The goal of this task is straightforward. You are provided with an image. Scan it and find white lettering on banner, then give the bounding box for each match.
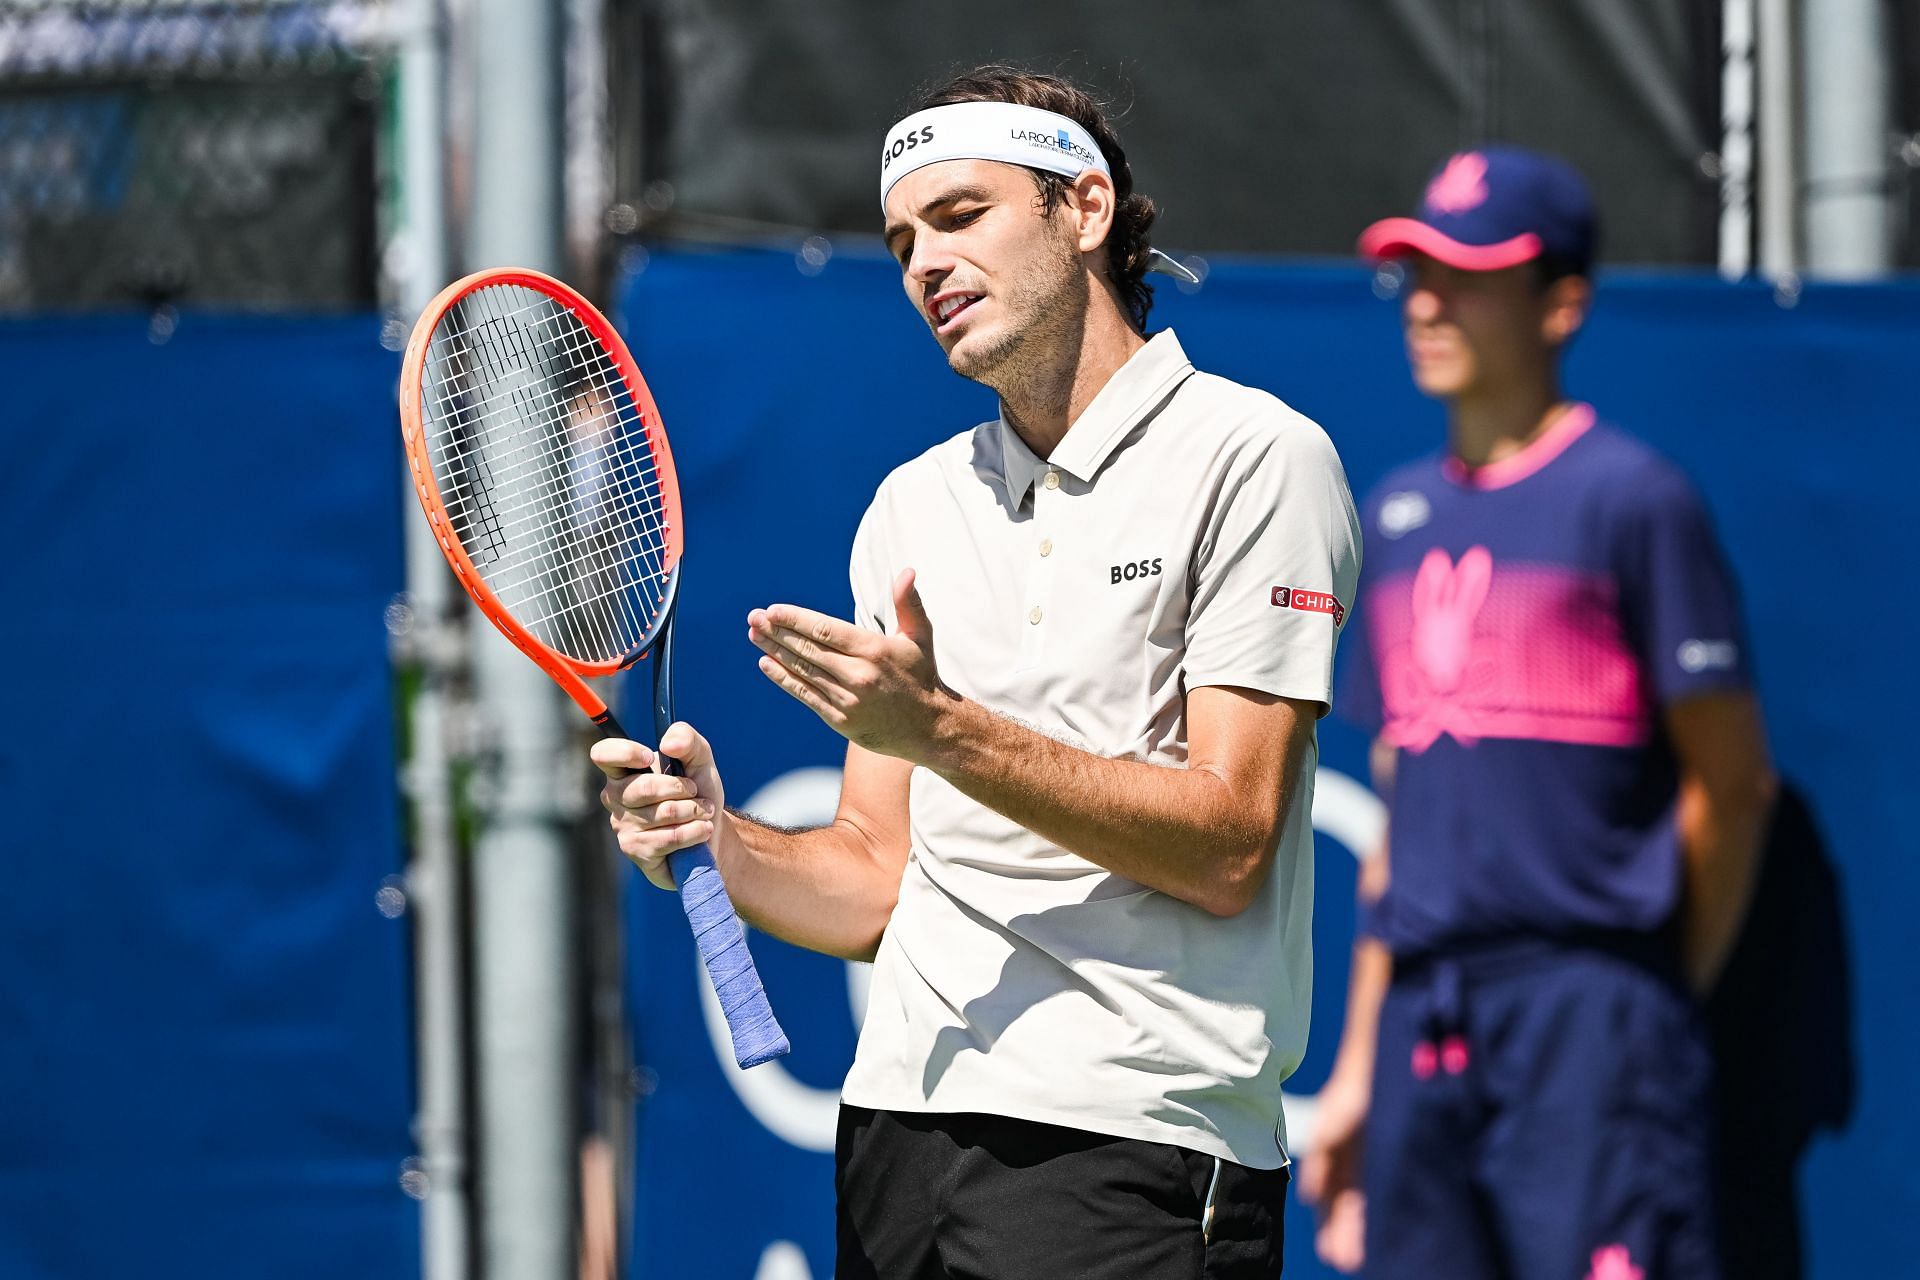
[701,765,1387,1161]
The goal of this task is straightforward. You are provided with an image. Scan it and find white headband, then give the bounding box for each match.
[877,101,1200,285]
[880,102,1109,210]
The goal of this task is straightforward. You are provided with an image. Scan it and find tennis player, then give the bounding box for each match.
[1297,148,1778,1279]
[595,65,1359,1277]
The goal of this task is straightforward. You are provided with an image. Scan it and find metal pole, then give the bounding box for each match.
[565,0,612,283]
[1755,0,1799,277]
[397,1,472,1277]
[1720,0,1756,278]
[466,0,578,1275]
[1801,0,1895,277]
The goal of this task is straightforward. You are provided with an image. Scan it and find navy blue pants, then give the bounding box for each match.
[1363,942,1719,1280]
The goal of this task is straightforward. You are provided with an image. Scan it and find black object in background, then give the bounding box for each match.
[1706,782,1856,1280]
[607,0,1728,265]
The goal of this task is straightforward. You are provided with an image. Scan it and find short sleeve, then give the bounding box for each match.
[848,494,893,635]
[1183,418,1363,713]
[1615,462,1751,703]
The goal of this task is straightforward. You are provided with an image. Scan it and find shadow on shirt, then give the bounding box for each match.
[1706,780,1855,1278]
[918,882,1244,1112]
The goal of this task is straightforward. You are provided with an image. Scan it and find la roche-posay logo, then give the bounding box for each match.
[1011,127,1096,165]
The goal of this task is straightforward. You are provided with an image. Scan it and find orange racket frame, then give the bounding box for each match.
[396,266,791,1069]
[397,266,685,725]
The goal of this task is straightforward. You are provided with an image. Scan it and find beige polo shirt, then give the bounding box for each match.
[839,330,1361,1167]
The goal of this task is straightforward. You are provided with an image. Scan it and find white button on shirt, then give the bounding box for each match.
[841,331,1361,1168]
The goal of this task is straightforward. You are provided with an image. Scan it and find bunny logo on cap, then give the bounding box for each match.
[1359,145,1596,275]
[1425,153,1490,215]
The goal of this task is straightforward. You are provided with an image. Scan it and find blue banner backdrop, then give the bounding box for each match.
[617,248,1919,1280]
[0,316,417,1277]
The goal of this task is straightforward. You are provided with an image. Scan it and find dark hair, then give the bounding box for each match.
[910,65,1159,332]
[1531,253,1590,291]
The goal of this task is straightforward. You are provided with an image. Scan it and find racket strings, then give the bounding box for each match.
[434,331,675,632]
[430,383,671,581]
[426,311,625,465]
[429,386,669,555]
[424,292,574,566]
[427,306,659,539]
[419,282,674,664]
[432,290,670,662]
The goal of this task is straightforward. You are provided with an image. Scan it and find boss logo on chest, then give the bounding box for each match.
[1109,557,1163,584]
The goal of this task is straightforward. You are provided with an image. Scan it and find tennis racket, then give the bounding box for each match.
[398,266,790,1069]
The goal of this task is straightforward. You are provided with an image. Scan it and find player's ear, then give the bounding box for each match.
[1066,168,1117,257]
[1542,274,1592,347]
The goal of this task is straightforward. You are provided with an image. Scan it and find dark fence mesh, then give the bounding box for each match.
[0,2,388,312]
[1897,0,1920,268]
[604,1,1728,266]
[604,0,1920,271]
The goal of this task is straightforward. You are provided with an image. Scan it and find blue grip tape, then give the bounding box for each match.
[667,843,792,1068]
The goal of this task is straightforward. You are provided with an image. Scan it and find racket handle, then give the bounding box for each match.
[596,710,790,1067]
[666,841,792,1069]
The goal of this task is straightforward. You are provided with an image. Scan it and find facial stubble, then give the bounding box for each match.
[945,211,1088,400]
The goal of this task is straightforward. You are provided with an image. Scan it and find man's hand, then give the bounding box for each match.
[591,721,724,891]
[748,568,954,761]
[1297,1071,1369,1272]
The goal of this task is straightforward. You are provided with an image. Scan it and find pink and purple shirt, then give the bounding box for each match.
[1339,405,1751,957]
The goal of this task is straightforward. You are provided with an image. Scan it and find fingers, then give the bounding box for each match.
[747,607,864,722]
[1313,1190,1366,1272]
[599,768,698,812]
[757,653,848,729]
[654,720,715,774]
[601,764,716,892]
[1297,1132,1356,1208]
[609,800,714,838]
[612,816,712,892]
[748,629,857,705]
[749,614,859,674]
[589,736,655,778]
[752,604,870,658]
[610,808,709,878]
[612,790,713,828]
[891,568,934,646]
[592,722,726,890]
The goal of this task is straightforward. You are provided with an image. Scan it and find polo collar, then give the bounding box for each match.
[1441,401,1596,491]
[996,329,1196,507]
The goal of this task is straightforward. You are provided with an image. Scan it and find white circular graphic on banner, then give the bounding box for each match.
[702,764,1386,1159]
[753,1240,813,1280]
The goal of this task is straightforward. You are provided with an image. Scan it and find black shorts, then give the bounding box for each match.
[834,1105,1287,1279]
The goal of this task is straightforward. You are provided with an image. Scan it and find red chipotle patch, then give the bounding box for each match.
[1271,585,1346,627]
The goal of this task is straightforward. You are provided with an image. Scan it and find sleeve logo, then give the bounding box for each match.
[1272,585,1347,627]
[1676,639,1738,673]
[1379,490,1432,539]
